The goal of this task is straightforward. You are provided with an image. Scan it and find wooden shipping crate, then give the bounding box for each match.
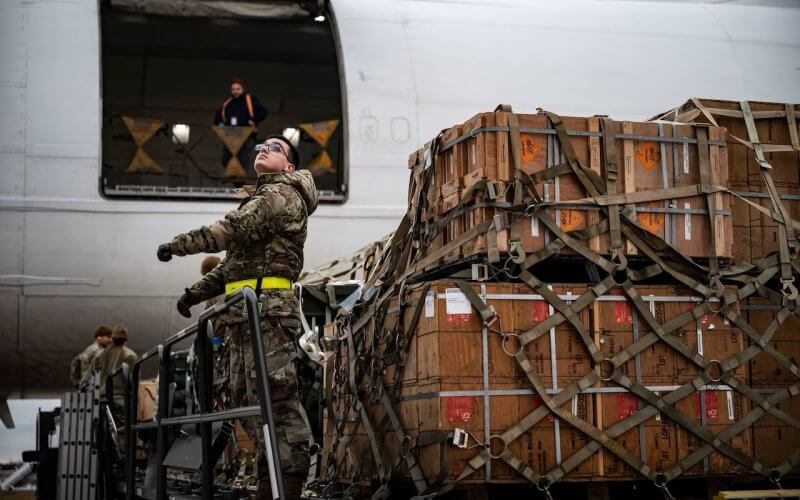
[734,299,800,473]
[591,285,750,478]
[652,98,800,187]
[729,180,800,262]
[325,281,764,485]
[746,299,800,388]
[430,110,733,262]
[751,396,800,469]
[462,191,509,258]
[511,115,732,260]
[674,390,752,477]
[440,125,466,199]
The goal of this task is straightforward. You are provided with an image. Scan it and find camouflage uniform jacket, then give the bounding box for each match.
[92,344,138,397]
[170,170,319,302]
[70,341,104,388]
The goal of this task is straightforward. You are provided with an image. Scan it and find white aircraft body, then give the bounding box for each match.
[1,0,799,400]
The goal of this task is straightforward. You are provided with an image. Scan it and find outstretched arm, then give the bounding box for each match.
[166,197,274,257]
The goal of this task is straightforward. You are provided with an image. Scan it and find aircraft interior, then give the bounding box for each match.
[100,5,345,201]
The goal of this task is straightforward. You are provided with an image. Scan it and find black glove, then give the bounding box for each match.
[157,243,173,262]
[177,289,199,318]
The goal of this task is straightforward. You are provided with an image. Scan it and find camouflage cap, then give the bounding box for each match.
[94,325,113,338]
[111,324,128,341]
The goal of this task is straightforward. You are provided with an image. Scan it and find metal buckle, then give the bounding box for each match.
[770,468,783,489]
[502,257,522,279]
[486,181,498,200]
[452,428,468,449]
[487,434,506,459]
[509,240,526,264]
[471,263,489,282]
[598,358,616,382]
[501,333,523,357]
[782,277,798,304]
[654,473,676,500]
[484,305,499,329]
[537,478,553,500]
[493,213,507,232]
[757,158,774,170]
[706,359,723,383]
[611,248,628,272]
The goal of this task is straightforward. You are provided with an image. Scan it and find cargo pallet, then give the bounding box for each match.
[319,102,800,499]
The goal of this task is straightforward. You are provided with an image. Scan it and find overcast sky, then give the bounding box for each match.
[0,399,60,463]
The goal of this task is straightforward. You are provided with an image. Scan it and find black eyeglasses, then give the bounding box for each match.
[254,142,288,158]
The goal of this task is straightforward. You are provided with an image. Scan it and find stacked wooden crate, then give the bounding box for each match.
[653,98,800,475]
[322,101,800,495]
[326,282,756,483]
[409,108,734,268]
[652,99,800,262]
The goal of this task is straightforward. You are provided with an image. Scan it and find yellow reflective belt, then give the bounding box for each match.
[225,277,292,296]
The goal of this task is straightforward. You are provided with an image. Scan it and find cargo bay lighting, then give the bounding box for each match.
[282,127,301,147]
[314,15,325,22]
[171,123,190,146]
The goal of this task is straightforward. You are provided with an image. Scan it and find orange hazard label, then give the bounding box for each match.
[635,142,660,170]
[520,134,543,164]
[637,211,665,234]
[559,210,583,231]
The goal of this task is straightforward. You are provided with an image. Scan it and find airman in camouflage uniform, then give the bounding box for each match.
[157,135,317,498]
[70,325,112,389]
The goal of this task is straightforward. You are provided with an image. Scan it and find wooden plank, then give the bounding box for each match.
[622,121,637,255]
[588,117,602,252]
[714,490,800,500]
[592,298,604,476]
[709,126,730,258]
[787,103,800,151]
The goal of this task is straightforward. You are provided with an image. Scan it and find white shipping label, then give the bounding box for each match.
[531,215,540,237]
[445,289,472,315]
[684,202,692,241]
[425,291,435,318]
[696,327,704,356]
[683,142,689,174]
[726,391,734,420]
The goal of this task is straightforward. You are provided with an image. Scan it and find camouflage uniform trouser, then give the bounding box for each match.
[212,336,231,411]
[220,290,310,498]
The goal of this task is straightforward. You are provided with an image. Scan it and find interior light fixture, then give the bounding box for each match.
[282,127,301,147]
[171,124,190,146]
